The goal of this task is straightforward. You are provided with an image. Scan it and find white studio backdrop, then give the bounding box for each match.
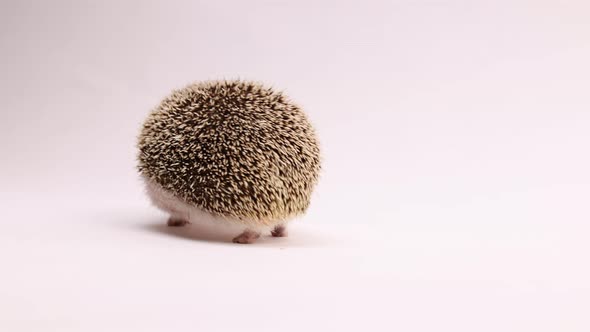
[1,1,589,331]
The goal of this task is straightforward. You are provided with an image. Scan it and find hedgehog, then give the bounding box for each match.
[137,80,321,244]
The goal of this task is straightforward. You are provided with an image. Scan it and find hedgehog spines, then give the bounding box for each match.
[138,80,320,225]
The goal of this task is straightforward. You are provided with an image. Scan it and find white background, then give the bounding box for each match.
[1,0,589,331]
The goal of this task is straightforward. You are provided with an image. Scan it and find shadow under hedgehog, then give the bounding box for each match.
[137,80,321,244]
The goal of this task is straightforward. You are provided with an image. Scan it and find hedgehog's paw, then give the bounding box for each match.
[271,224,288,237]
[167,217,189,227]
[232,230,260,244]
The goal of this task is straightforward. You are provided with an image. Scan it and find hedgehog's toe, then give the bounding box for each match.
[271,225,288,237]
[167,217,189,227]
[232,230,260,244]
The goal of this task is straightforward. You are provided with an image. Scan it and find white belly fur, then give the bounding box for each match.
[142,175,282,233]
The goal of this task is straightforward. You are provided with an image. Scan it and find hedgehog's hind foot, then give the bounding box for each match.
[232,230,260,244]
[271,224,288,237]
[167,217,190,227]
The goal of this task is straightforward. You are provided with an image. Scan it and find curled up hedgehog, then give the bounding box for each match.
[137,80,321,244]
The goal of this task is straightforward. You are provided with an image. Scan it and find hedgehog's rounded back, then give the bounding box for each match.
[137,80,321,225]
